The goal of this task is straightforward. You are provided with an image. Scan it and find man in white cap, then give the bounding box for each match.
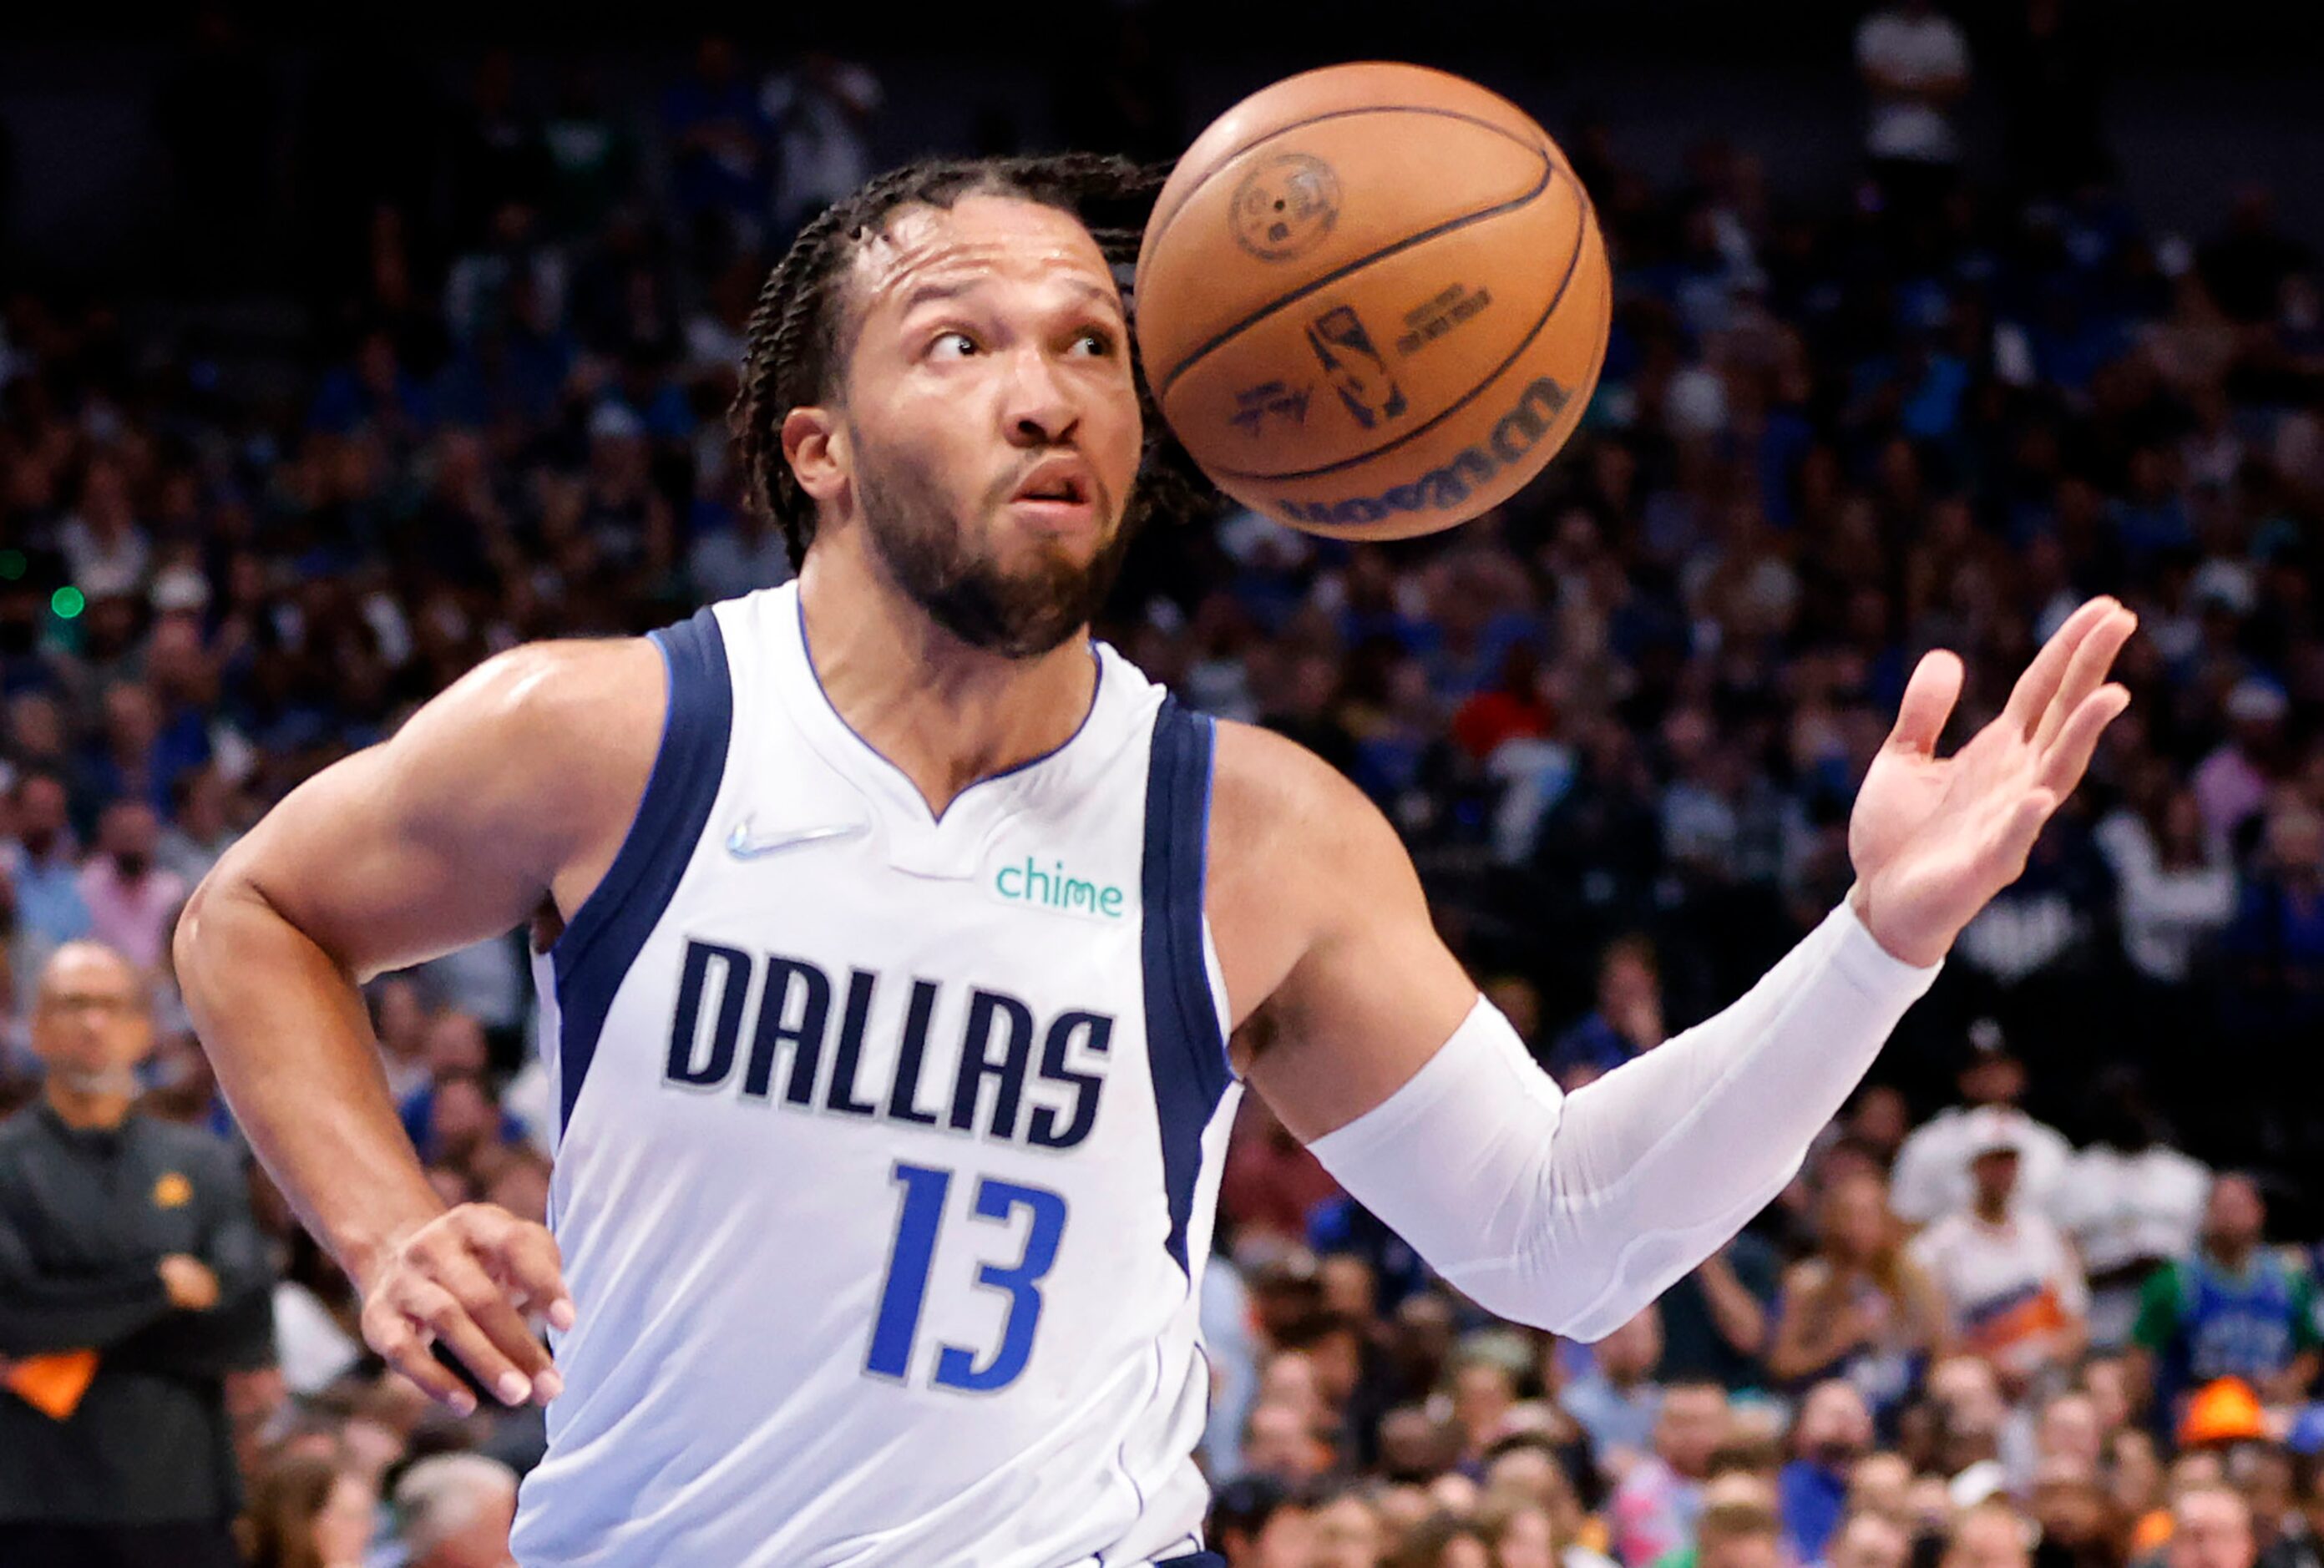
[1889,1019,2075,1227]
[1908,1106,2089,1393]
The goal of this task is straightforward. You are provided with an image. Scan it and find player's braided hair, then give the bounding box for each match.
[729,153,1217,570]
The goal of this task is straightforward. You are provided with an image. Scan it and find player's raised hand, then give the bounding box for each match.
[358,1202,575,1415]
[1848,596,2138,969]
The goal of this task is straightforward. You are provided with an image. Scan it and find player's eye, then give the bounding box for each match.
[1066,328,1116,358]
[929,331,980,361]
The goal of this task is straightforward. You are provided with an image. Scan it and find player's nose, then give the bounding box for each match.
[998,346,1078,447]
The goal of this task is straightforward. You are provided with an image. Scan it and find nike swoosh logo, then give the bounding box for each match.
[724,819,869,859]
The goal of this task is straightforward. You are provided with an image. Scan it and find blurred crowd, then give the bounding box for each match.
[4,0,2324,1562]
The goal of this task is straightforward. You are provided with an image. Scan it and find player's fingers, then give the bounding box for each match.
[397,1277,537,1409]
[1886,650,1964,757]
[427,1252,557,1404]
[2033,607,2137,750]
[1989,787,2060,878]
[466,1211,577,1332]
[2002,598,2115,737]
[363,1306,477,1416]
[2039,684,2133,797]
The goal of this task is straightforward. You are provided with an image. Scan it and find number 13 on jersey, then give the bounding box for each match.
[866,1161,1068,1393]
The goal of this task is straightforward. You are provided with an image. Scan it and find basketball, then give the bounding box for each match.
[1135,62,1611,541]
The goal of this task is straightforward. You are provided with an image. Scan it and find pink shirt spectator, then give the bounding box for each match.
[76,858,190,970]
[2193,744,2267,850]
[1610,1454,1703,1568]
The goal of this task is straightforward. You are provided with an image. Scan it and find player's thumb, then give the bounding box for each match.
[1886,650,1964,757]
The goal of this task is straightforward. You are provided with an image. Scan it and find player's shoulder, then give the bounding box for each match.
[435,634,666,736]
[1207,718,1415,901]
[1208,718,1393,857]
[397,634,667,792]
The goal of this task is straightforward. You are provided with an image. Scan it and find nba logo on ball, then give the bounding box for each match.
[1304,306,1407,429]
[1230,153,1341,260]
[1137,62,1613,541]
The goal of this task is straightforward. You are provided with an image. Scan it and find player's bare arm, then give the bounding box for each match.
[173,636,661,1411]
[1215,595,2135,1337]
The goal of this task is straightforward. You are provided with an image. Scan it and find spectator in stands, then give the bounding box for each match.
[156,766,241,890]
[1548,934,1666,1090]
[2134,1176,2321,1425]
[2024,1453,2114,1568]
[1610,1382,1730,1566]
[1854,0,1972,213]
[1654,1237,1780,1393]
[371,977,433,1104]
[2063,1075,2210,1352]
[1909,1110,2090,1392]
[1694,1497,1785,1568]
[1769,1170,1948,1431]
[390,1453,519,1568]
[75,800,187,973]
[1450,1334,1531,1465]
[3,772,89,953]
[1830,1509,1915,1568]
[1928,1356,2015,1505]
[0,941,273,1568]
[759,52,885,238]
[1211,1473,1317,1568]
[1310,1479,1388,1568]
[2095,781,2237,988]
[397,1009,525,1161]
[1562,1307,1667,1471]
[238,1454,374,1568]
[1243,1398,1336,1486]
[2195,682,2289,857]
[1783,1381,1876,1563]
[1847,1451,1915,1528]
[2170,1482,2259,1568]
[2222,806,2324,1043]
[658,35,770,241]
[1889,1024,2074,1227]
[1947,1500,2034,1568]
[1390,1513,1496,1568]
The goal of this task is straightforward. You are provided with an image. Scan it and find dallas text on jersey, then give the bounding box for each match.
[661,941,1114,1151]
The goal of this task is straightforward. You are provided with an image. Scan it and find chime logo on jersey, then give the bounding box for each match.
[659,942,1114,1151]
[990,853,1127,920]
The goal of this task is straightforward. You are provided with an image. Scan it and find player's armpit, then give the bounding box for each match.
[1203,720,1479,1141]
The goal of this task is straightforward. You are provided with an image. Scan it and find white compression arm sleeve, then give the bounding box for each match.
[1304,901,1939,1341]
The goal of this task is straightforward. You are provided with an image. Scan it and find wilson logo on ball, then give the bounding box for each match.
[1229,152,1342,261]
[1273,373,1572,529]
[1305,306,1408,430]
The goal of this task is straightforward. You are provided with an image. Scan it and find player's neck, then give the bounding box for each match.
[797,549,1098,820]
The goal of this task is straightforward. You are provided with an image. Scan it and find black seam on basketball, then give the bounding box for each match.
[1142,102,1548,263]
[1194,169,1592,485]
[1150,127,1557,403]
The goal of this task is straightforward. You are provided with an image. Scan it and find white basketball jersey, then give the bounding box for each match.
[513,583,1243,1567]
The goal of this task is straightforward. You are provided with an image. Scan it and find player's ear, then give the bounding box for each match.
[782,405,848,505]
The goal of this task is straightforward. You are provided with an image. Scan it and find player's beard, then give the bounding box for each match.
[851,429,1137,660]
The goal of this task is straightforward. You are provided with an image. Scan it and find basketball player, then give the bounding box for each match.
[176,156,2136,1566]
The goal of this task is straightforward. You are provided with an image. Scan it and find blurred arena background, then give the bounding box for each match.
[5,3,2324,1564]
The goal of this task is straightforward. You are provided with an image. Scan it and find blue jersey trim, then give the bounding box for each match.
[1140,696,1228,1279]
[549,606,733,1134]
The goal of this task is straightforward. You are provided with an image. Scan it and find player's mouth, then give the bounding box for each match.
[1005,458,1100,531]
